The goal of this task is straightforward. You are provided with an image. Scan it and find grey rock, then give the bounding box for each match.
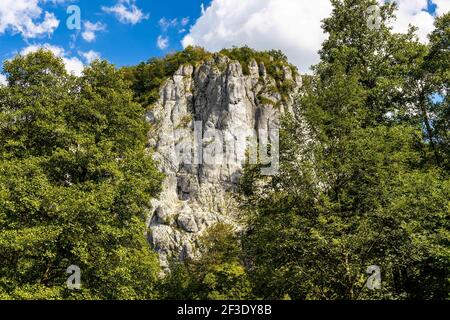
[177,205,198,233]
[147,54,302,270]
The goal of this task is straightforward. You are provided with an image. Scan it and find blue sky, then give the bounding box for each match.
[0,0,212,71]
[0,0,448,78]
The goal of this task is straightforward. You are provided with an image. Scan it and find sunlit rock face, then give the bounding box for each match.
[146,53,302,270]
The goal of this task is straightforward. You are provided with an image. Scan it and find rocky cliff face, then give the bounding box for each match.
[145,53,302,269]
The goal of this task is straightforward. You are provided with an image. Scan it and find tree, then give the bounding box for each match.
[424,13,450,170]
[122,46,212,108]
[240,0,450,300]
[160,223,253,300]
[0,50,163,299]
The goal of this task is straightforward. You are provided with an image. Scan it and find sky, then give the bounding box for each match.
[0,0,449,84]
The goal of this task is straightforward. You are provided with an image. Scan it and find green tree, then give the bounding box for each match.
[424,13,450,170]
[0,50,163,299]
[240,0,450,300]
[160,223,253,300]
[122,46,212,108]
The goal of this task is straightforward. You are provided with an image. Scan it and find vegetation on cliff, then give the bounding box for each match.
[123,45,298,109]
[122,46,212,108]
[0,0,448,300]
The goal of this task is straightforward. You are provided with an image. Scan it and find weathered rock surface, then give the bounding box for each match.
[146,54,302,269]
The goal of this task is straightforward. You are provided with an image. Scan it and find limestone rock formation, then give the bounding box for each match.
[146,53,302,269]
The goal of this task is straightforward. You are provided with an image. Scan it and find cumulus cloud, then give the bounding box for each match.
[0,0,60,38]
[389,0,436,43]
[157,35,169,50]
[21,43,84,76]
[183,0,448,73]
[82,21,107,43]
[182,0,333,73]
[433,0,450,16]
[79,50,101,64]
[102,0,148,25]
[0,74,7,86]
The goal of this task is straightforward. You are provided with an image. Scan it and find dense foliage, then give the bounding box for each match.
[0,0,448,301]
[159,223,253,300]
[239,0,449,300]
[123,45,298,109]
[122,46,212,108]
[0,51,163,299]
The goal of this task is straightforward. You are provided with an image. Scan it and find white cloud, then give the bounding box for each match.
[21,43,64,56]
[183,0,446,73]
[181,17,190,27]
[21,43,84,76]
[182,0,333,73]
[388,0,436,43]
[159,17,190,33]
[102,0,148,25]
[0,74,7,86]
[157,35,169,50]
[81,32,95,43]
[159,17,178,31]
[433,0,450,16]
[79,50,101,64]
[0,0,60,38]
[82,21,107,43]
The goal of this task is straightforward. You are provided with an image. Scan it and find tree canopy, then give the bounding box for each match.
[0,50,163,299]
[238,0,450,300]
